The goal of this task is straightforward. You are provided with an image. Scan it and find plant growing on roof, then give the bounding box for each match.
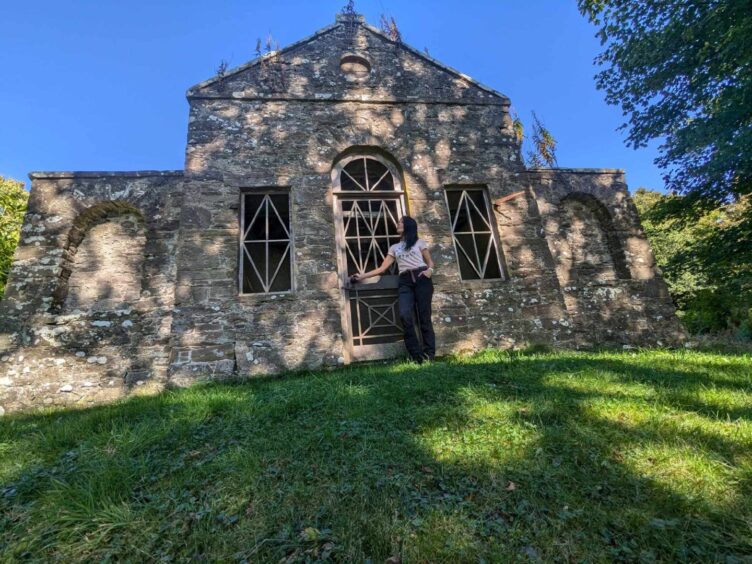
[255,33,287,92]
[380,15,402,42]
[512,111,559,169]
[215,59,229,91]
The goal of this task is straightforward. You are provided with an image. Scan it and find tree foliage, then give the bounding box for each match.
[579,0,752,204]
[0,177,29,298]
[513,111,559,168]
[634,188,752,338]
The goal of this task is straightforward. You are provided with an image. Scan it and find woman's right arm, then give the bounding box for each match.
[352,255,395,282]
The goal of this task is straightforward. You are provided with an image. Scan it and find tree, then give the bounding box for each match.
[513,111,559,168]
[579,0,752,205]
[0,177,29,298]
[634,188,752,338]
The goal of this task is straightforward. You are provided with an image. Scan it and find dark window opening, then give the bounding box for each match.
[445,187,504,280]
[240,192,292,294]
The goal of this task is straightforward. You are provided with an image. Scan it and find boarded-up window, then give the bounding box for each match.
[64,213,146,312]
[240,192,292,294]
[445,187,504,280]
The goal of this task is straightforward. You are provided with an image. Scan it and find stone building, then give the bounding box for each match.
[0,13,684,412]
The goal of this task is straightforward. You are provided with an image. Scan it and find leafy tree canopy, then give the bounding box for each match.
[0,177,29,298]
[579,0,752,205]
[634,188,751,337]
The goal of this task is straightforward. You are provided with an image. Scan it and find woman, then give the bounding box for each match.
[352,216,436,363]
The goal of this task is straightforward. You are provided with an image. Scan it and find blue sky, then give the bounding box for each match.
[1,0,665,192]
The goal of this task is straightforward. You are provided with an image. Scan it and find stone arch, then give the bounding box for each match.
[555,192,631,283]
[330,146,407,193]
[52,201,147,313]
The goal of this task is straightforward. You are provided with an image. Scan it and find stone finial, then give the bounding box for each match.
[338,0,359,18]
[337,0,364,23]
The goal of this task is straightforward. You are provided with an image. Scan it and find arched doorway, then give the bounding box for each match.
[332,153,408,361]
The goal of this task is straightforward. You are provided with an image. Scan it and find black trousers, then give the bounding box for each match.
[398,268,436,361]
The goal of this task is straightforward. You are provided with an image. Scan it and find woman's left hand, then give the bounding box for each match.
[420,268,433,279]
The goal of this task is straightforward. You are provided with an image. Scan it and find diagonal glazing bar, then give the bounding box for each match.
[464,194,483,274]
[243,194,267,240]
[467,192,493,230]
[267,242,291,291]
[450,190,466,232]
[265,197,270,291]
[370,169,390,191]
[481,234,496,278]
[358,298,401,336]
[243,245,268,292]
[269,197,291,239]
[453,235,484,278]
[362,200,377,235]
[343,168,367,191]
[346,241,364,273]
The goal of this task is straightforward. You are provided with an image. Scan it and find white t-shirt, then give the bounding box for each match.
[388,239,429,273]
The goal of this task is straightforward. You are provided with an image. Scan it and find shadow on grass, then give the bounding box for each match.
[1,351,751,561]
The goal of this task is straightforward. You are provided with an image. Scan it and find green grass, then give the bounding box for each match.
[1,350,751,562]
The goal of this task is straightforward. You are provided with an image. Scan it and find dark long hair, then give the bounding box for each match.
[401,216,419,250]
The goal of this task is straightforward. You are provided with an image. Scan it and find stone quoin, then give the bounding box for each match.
[0,12,684,413]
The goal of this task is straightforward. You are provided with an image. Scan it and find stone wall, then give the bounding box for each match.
[0,172,183,413]
[0,14,685,414]
[63,213,147,312]
[170,19,579,382]
[529,169,685,347]
[169,17,683,381]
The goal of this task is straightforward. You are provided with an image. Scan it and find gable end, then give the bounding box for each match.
[187,16,510,106]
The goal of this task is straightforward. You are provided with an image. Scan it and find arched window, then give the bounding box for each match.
[332,154,405,277]
[338,156,398,192]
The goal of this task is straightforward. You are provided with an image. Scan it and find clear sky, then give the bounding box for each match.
[1,0,666,192]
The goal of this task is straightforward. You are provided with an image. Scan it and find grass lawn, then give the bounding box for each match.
[1,349,751,562]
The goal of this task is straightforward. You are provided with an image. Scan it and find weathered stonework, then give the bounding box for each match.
[0,173,183,410]
[0,14,684,413]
